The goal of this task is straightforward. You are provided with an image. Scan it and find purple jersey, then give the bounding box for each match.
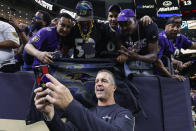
[158,30,193,59]
[155,30,193,74]
[30,26,74,66]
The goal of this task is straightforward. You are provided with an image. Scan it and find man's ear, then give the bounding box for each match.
[113,85,117,92]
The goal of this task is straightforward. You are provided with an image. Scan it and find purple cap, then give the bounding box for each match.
[117,9,135,22]
[108,4,121,13]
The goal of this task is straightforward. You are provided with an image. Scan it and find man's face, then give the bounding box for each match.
[165,19,181,39]
[95,72,115,101]
[78,20,93,30]
[118,17,137,36]
[108,11,119,29]
[56,17,74,37]
[34,11,45,26]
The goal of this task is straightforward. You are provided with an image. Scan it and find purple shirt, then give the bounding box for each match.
[30,27,59,66]
[158,30,193,59]
[30,27,74,66]
[153,30,193,74]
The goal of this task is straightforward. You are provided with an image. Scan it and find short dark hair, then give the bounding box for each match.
[38,10,51,26]
[108,5,121,14]
[58,13,74,21]
[97,69,116,85]
[165,15,182,26]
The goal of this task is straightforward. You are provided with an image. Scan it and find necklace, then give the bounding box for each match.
[78,22,93,42]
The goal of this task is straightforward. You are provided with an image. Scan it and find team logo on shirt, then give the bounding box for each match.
[12,32,19,38]
[126,38,147,53]
[102,115,111,121]
[46,27,52,31]
[32,36,40,42]
[124,114,132,120]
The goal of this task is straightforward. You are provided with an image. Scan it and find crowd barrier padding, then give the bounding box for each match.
[0,71,35,120]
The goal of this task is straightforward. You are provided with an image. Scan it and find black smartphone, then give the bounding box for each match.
[34,65,50,88]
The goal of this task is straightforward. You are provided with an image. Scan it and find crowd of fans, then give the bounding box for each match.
[191,90,196,127]
[0,0,196,130]
[0,1,195,79]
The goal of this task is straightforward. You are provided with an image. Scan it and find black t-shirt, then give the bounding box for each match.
[46,100,134,131]
[72,20,119,58]
[72,20,105,58]
[98,22,119,58]
[118,21,158,55]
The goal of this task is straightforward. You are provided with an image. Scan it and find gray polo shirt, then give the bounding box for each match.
[0,21,19,67]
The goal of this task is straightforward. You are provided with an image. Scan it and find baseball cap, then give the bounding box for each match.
[117,9,135,22]
[75,1,93,21]
[108,4,121,14]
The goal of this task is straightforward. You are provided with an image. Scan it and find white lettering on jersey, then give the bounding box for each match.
[102,115,112,121]
[126,38,147,52]
[75,38,84,57]
[75,38,96,58]
[107,41,116,52]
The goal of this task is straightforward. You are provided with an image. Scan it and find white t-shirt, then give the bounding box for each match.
[0,21,20,66]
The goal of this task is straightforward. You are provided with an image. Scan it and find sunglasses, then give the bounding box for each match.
[34,15,43,20]
[76,9,92,17]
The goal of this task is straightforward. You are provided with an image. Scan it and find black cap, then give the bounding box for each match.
[108,4,121,14]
